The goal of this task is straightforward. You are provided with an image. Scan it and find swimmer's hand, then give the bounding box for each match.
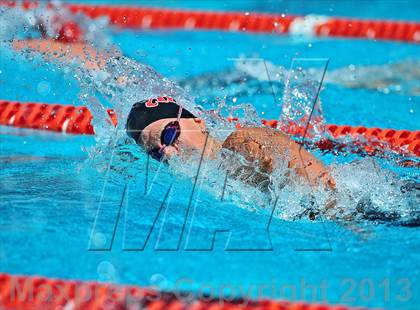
[12,39,106,70]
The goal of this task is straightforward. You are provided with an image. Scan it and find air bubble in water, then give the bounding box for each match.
[37,81,51,96]
[97,261,116,281]
[91,232,107,248]
[150,273,168,290]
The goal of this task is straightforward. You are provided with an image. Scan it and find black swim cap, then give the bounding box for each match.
[126,97,196,144]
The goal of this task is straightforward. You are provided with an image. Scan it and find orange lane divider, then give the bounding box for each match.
[68,4,420,43]
[1,0,419,42]
[0,273,364,310]
[315,18,420,42]
[1,100,419,159]
[66,4,297,34]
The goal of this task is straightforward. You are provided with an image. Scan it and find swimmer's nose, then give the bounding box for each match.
[161,145,179,159]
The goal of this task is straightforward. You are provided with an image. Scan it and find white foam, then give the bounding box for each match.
[61,118,69,133]
[289,15,330,37]
[8,115,15,125]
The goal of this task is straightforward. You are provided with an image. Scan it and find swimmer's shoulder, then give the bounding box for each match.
[222,126,291,149]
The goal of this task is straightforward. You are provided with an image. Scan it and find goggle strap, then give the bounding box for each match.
[176,105,183,122]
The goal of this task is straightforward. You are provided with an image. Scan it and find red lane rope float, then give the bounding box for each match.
[1,100,419,159]
[62,4,420,43]
[69,5,420,43]
[0,273,363,310]
[315,18,420,42]
[67,4,297,34]
[1,0,419,42]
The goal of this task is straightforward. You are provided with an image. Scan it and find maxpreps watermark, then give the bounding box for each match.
[5,276,414,308]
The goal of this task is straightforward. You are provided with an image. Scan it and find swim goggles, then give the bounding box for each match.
[149,120,181,161]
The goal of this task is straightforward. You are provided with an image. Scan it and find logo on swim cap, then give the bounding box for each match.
[145,96,177,108]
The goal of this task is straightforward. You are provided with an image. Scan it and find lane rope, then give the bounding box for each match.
[1,0,419,42]
[0,273,364,310]
[0,100,419,159]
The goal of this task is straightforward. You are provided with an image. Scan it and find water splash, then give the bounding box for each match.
[327,158,419,226]
[0,5,30,41]
[0,2,110,48]
[279,58,327,138]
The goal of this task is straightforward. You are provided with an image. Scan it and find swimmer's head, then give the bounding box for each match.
[126,97,207,161]
[126,97,195,144]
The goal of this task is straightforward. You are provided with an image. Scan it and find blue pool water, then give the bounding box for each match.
[1,1,419,310]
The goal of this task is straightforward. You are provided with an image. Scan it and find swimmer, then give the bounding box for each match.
[125,97,336,191]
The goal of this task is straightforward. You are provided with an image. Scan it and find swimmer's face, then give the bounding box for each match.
[140,118,208,160]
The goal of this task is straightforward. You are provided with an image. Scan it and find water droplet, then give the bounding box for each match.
[97,261,116,281]
[37,81,51,96]
[150,273,168,289]
[91,232,107,248]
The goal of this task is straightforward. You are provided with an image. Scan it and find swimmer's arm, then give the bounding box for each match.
[13,39,106,70]
[222,127,336,190]
[287,138,336,190]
